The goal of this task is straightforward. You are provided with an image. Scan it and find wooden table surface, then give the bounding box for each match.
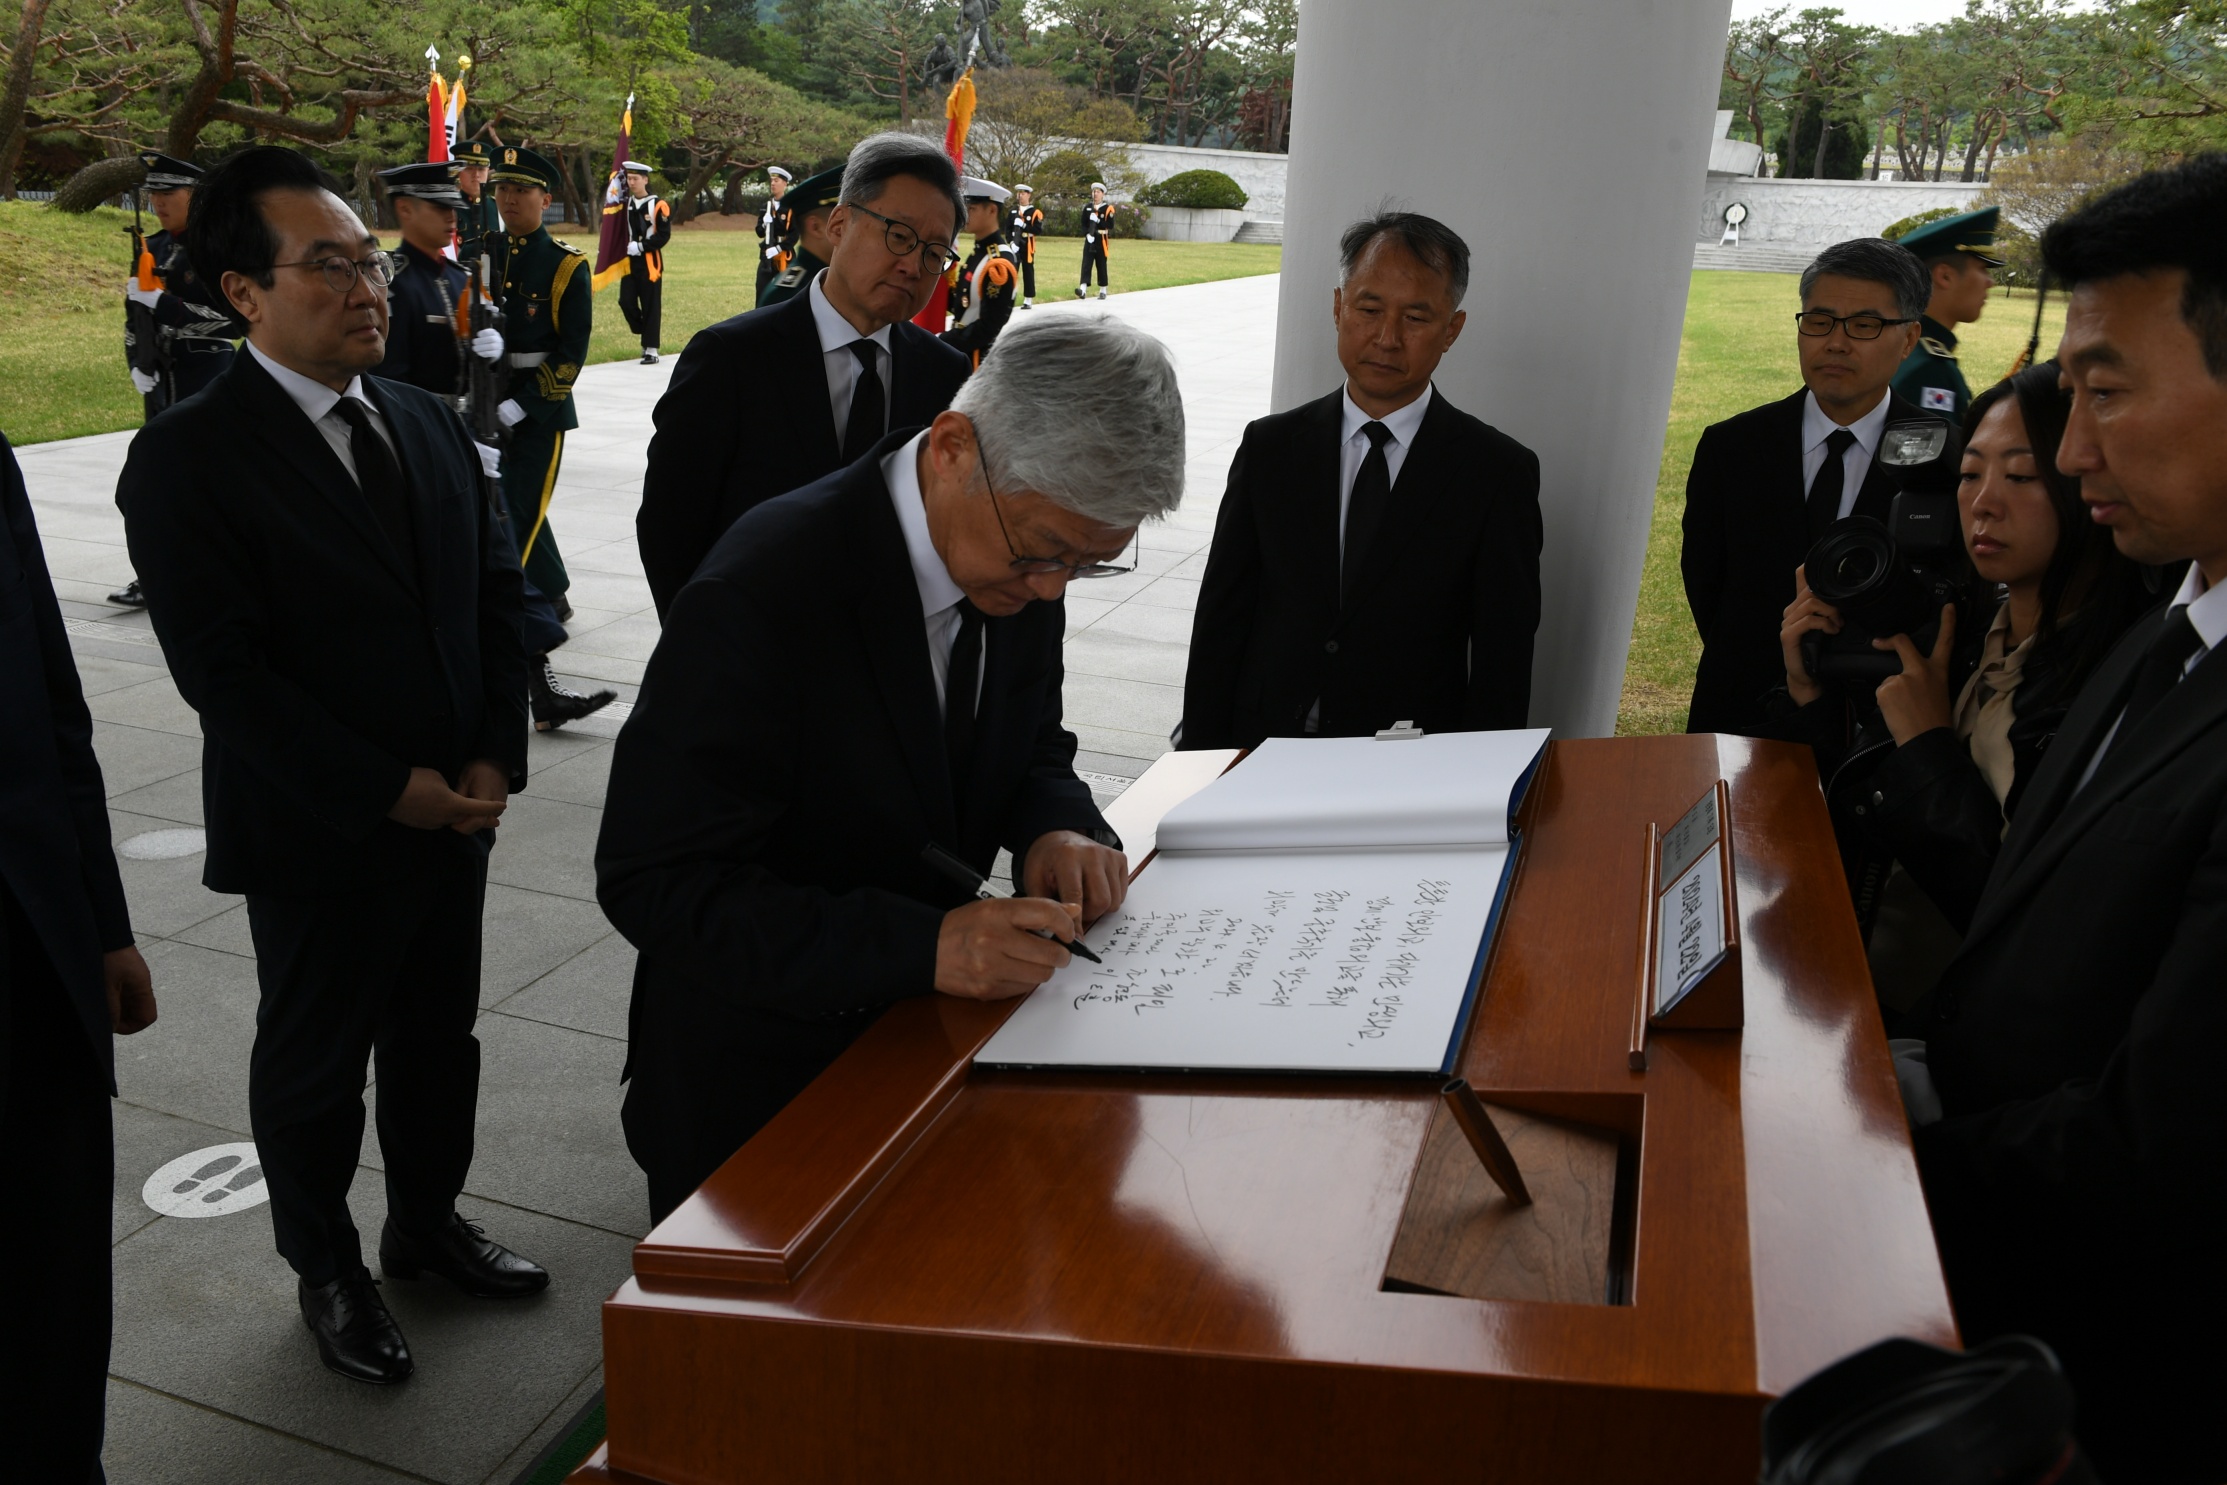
[576,734,1956,1485]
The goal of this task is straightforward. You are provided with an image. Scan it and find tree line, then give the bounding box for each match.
[1723,0,2224,182]
[0,0,1298,214]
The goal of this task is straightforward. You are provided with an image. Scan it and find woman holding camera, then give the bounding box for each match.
[1774,362,2156,1005]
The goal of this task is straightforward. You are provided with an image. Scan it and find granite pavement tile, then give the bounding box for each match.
[103,1381,422,1485]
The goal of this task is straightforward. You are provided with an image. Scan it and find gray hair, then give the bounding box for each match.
[1339,208,1471,307]
[1800,238,1931,321]
[837,131,966,236]
[953,315,1185,527]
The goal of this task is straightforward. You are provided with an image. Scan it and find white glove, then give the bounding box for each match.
[627,240,644,257]
[130,368,159,395]
[765,243,782,261]
[497,399,528,428]
[474,441,502,479]
[125,279,162,308]
[471,326,505,361]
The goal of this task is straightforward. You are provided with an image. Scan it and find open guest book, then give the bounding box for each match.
[977,728,1552,1076]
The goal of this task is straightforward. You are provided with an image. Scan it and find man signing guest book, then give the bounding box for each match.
[1180,210,1543,749]
[597,315,1186,1223]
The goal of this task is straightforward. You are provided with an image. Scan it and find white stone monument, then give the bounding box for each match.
[1272,0,1736,738]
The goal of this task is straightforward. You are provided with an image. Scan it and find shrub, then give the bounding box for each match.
[1137,169,1248,210]
[1881,206,1960,243]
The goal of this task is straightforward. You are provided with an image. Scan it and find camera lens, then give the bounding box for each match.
[1806,516,1937,640]
[1830,548,1880,588]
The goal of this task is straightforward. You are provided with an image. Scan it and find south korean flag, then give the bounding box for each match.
[1921,386,1958,412]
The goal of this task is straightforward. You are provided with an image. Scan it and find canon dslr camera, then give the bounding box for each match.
[1801,417,1967,684]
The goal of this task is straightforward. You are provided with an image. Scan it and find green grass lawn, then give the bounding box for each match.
[1616,272,2069,736]
[0,203,1280,446]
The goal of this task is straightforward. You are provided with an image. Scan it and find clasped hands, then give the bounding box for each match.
[933,830,1128,1002]
[388,760,509,834]
[1780,564,1958,744]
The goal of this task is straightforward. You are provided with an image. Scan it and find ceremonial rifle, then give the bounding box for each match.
[123,192,169,407]
[462,253,511,519]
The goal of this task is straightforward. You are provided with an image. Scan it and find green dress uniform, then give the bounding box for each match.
[487,147,590,606]
[1886,205,2007,425]
[451,141,504,270]
[1891,315,1972,423]
[760,165,843,308]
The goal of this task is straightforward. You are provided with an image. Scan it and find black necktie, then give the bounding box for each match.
[943,600,985,797]
[2113,605,2204,743]
[1343,421,1395,603]
[330,398,413,560]
[842,340,885,464]
[1807,427,1857,537]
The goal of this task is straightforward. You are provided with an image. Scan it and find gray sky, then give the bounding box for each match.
[1727,0,1982,28]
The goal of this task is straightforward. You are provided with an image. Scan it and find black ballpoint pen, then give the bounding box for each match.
[920,843,1104,964]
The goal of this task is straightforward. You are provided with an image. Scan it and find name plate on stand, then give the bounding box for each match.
[1628,780,1742,1071]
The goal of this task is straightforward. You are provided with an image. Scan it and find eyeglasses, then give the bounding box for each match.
[274,251,397,295]
[1795,310,1916,340]
[849,203,961,273]
[983,462,1137,580]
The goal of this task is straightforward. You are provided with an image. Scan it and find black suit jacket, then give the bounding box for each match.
[598,432,1111,1213]
[0,434,132,1090]
[1908,603,2227,1478]
[119,350,530,895]
[1181,388,1542,750]
[636,285,970,618]
[1681,388,1922,737]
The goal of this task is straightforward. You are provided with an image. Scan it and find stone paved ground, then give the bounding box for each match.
[13,271,1276,1484]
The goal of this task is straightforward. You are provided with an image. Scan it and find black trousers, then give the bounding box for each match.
[1020,246,1035,299]
[619,266,662,349]
[754,254,779,307]
[0,884,111,1484]
[1080,241,1108,287]
[244,845,486,1285]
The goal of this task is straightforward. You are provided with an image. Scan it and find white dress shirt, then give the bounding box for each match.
[809,271,893,448]
[882,431,981,719]
[247,340,396,482]
[1336,383,1433,558]
[2075,561,2227,791]
[1799,389,1892,519]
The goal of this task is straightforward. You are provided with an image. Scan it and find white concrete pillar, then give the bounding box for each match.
[1272,0,1735,738]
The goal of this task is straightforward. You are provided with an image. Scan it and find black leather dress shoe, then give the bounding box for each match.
[299,1273,414,1384]
[379,1213,550,1298]
[530,657,616,732]
[107,579,147,608]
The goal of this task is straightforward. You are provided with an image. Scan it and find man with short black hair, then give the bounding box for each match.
[1681,236,1930,737]
[119,145,546,1388]
[372,160,505,397]
[638,132,973,618]
[1182,211,1542,748]
[1902,153,2227,1483]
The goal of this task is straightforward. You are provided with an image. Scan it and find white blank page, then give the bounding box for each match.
[1155,729,1551,853]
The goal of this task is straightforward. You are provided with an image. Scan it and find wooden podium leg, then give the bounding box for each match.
[1440,1079,1532,1207]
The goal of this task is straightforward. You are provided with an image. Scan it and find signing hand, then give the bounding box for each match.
[1779,564,1843,707]
[935,897,1087,1001]
[1873,604,1959,746]
[105,946,157,1034]
[388,765,507,833]
[1021,829,1128,923]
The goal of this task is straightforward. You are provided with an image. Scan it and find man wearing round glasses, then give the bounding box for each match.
[116,146,546,1387]
[639,132,973,620]
[1680,236,1930,738]
[601,314,1183,1224]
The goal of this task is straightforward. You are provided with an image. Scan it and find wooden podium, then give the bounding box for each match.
[570,735,1955,1484]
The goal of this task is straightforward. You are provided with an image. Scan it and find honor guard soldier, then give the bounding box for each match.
[373,162,505,397]
[944,176,1021,368]
[619,162,672,364]
[113,150,240,606]
[451,140,503,269]
[487,145,614,727]
[753,165,793,306]
[1077,180,1114,300]
[1889,205,2006,423]
[759,165,842,307]
[1009,182,1043,307]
